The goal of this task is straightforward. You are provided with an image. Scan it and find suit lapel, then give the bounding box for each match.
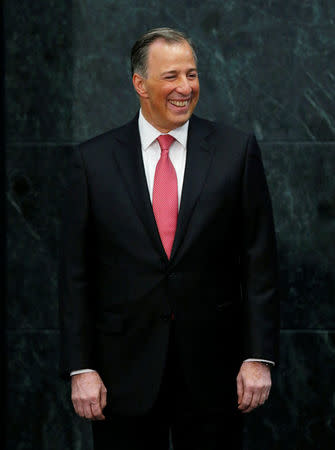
[169,115,215,262]
[112,114,168,260]
[112,113,215,264]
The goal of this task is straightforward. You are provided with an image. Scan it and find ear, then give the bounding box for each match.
[132,73,149,98]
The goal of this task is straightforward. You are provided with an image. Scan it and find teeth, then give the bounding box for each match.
[169,100,188,107]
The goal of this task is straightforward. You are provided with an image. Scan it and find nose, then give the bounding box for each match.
[176,76,192,96]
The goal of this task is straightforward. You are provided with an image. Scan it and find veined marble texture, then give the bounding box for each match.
[5,0,335,143]
[5,0,335,449]
[71,0,335,141]
[261,142,335,329]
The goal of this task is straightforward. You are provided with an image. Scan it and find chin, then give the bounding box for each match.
[169,118,188,129]
[170,111,192,124]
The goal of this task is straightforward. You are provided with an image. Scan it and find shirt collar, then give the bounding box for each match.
[138,109,189,151]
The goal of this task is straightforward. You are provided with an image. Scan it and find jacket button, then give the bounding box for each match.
[160,313,170,321]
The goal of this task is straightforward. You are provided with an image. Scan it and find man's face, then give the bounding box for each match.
[135,39,200,132]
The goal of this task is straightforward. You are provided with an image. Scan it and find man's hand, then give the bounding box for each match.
[71,372,107,420]
[236,361,271,413]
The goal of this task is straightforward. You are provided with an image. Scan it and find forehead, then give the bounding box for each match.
[146,39,196,73]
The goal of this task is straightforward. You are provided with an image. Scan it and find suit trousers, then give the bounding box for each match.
[92,318,244,450]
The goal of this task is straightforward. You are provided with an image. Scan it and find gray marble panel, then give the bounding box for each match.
[71,0,335,142]
[244,331,335,450]
[7,330,92,450]
[261,142,335,329]
[6,144,71,329]
[5,2,73,142]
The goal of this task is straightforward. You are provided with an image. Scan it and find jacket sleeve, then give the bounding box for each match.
[240,134,280,365]
[58,145,95,378]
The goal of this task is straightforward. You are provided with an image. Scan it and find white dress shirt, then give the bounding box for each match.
[70,110,274,375]
[138,109,188,210]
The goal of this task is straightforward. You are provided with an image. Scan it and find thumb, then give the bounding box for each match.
[100,384,107,410]
[236,374,243,405]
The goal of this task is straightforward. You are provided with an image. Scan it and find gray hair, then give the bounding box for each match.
[131,27,198,78]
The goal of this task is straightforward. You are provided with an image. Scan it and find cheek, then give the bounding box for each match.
[155,89,169,105]
[193,83,200,95]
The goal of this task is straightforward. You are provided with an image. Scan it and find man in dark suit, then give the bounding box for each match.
[59,27,279,450]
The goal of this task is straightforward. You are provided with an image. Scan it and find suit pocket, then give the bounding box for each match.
[96,312,124,333]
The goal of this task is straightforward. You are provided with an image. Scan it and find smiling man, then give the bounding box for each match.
[132,37,199,131]
[59,28,279,450]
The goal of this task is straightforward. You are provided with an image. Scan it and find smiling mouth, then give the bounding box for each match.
[168,99,190,107]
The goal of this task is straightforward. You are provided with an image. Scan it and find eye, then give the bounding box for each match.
[187,73,198,79]
[165,76,175,80]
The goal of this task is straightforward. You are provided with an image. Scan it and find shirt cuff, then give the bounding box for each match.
[70,369,97,376]
[243,358,275,366]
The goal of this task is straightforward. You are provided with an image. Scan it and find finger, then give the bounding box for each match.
[264,386,271,402]
[83,401,94,420]
[91,401,105,420]
[238,390,252,411]
[101,386,107,410]
[76,401,86,418]
[244,389,262,413]
[240,392,253,413]
[72,399,81,417]
[71,398,78,413]
[72,396,82,416]
[236,376,243,405]
[259,388,268,405]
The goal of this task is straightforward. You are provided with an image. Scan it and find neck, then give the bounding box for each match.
[140,107,185,133]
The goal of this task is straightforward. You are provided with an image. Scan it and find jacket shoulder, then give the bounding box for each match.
[192,114,251,143]
[77,114,138,155]
[78,123,128,152]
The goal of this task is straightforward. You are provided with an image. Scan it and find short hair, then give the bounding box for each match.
[131,27,198,78]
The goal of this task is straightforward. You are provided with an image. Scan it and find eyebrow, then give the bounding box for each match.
[161,68,198,76]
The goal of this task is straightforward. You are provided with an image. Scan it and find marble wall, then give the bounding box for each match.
[5,0,335,448]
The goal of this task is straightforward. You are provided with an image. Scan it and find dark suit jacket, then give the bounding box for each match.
[58,113,279,415]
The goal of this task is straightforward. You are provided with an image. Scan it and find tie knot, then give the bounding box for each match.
[157,134,175,153]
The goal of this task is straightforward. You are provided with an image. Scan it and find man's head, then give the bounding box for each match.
[131,28,200,132]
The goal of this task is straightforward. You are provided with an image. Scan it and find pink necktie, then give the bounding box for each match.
[152,134,178,259]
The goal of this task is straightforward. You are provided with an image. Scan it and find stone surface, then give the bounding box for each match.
[5,2,73,142]
[6,330,92,450]
[5,0,335,449]
[70,0,335,142]
[261,142,335,329]
[6,1,335,143]
[6,145,71,330]
[244,331,335,449]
